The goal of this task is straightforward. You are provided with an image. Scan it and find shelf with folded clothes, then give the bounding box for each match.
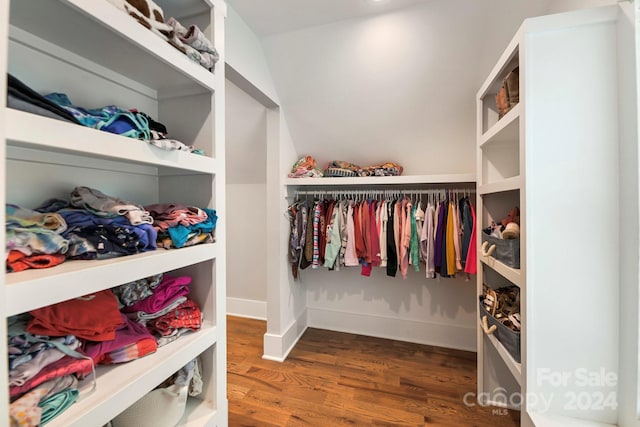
[9,0,219,95]
[5,187,219,316]
[285,156,475,186]
[285,174,476,187]
[8,270,215,427]
[18,325,217,427]
[5,109,219,176]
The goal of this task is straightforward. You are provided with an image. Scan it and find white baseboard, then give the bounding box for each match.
[262,309,308,362]
[226,297,267,320]
[307,307,476,352]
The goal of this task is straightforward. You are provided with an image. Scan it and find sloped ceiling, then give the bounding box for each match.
[226,0,429,37]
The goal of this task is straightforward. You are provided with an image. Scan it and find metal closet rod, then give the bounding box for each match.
[294,188,476,196]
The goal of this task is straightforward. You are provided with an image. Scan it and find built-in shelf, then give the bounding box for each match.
[528,412,618,427]
[480,103,521,149]
[178,398,218,426]
[285,173,476,187]
[484,331,522,385]
[5,243,218,316]
[480,257,523,288]
[478,176,523,194]
[48,324,217,427]
[5,109,217,176]
[10,0,216,94]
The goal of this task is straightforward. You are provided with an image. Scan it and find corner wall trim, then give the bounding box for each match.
[226,297,267,320]
[307,307,476,352]
[263,309,308,362]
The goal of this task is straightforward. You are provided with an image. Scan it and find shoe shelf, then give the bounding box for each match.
[480,257,523,288]
[483,331,522,386]
[479,103,521,149]
[9,0,216,95]
[45,324,217,427]
[478,176,523,195]
[5,109,219,175]
[5,243,219,317]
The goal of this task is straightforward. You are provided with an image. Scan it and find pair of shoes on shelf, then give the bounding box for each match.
[483,285,521,332]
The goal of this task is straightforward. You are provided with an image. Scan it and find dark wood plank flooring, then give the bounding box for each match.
[227,316,519,427]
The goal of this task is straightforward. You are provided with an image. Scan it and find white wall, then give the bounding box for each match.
[225,4,306,359]
[261,1,550,176]
[225,79,268,319]
[225,5,279,104]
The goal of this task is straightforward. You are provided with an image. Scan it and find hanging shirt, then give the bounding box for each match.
[300,200,315,270]
[464,200,478,275]
[368,200,381,267]
[379,201,388,267]
[410,203,420,272]
[353,202,365,261]
[434,202,445,274]
[446,201,456,276]
[324,202,342,269]
[399,199,411,279]
[345,202,359,267]
[386,201,398,277]
[339,200,348,267]
[311,202,322,269]
[425,203,436,278]
[415,202,425,261]
[461,197,473,268]
[394,200,402,270]
[452,201,462,271]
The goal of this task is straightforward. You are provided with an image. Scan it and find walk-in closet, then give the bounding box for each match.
[2,0,639,426]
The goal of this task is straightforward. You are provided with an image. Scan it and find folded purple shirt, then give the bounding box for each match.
[83,313,155,363]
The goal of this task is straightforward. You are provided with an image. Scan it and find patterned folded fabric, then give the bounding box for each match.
[10,355,93,399]
[358,162,404,177]
[323,160,361,177]
[112,274,164,308]
[147,300,202,337]
[288,156,323,178]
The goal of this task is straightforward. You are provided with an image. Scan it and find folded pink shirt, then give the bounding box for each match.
[121,275,191,315]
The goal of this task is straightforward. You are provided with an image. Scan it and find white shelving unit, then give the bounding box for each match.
[476,6,620,427]
[1,0,227,425]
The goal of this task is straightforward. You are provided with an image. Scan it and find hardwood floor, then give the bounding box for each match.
[227,316,520,427]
